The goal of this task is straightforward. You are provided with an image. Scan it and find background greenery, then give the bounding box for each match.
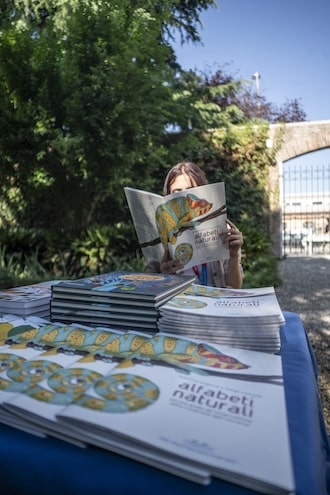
[0,1,306,289]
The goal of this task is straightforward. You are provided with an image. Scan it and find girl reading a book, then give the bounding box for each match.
[145,162,244,289]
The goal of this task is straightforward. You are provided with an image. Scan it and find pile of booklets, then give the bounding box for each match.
[50,271,196,332]
[0,281,62,318]
[158,284,285,353]
[0,313,295,494]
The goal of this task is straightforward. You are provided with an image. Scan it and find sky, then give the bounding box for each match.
[171,0,330,168]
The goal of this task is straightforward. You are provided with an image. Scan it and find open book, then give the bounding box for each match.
[124,183,229,271]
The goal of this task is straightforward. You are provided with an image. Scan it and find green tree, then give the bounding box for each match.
[0,2,295,286]
[0,0,214,233]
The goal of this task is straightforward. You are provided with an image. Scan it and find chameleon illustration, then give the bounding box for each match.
[2,319,286,413]
[136,335,250,370]
[155,193,213,246]
[4,321,249,372]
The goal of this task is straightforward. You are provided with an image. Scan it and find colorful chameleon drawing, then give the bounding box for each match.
[155,194,212,246]
[92,333,152,362]
[136,335,249,370]
[0,314,256,414]
[6,323,121,353]
[3,320,249,372]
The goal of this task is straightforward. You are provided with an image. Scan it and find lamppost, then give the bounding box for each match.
[252,71,261,97]
[252,72,261,112]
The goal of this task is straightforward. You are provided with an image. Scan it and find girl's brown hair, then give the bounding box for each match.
[163,162,208,195]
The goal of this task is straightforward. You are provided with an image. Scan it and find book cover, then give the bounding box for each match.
[124,183,229,271]
[0,317,77,435]
[56,347,294,494]
[0,342,92,446]
[2,346,121,443]
[0,280,62,310]
[52,272,195,303]
[159,285,284,322]
[0,312,295,493]
[2,329,155,444]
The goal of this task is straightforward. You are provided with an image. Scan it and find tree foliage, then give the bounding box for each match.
[0,1,304,286]
[0,0,214,232]
[201,65,306,123]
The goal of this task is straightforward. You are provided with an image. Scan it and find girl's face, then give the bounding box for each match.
[169,173,197,194]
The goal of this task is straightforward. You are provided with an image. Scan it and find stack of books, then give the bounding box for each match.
[0,313,295,494]
[158,285,285,353]
[50,271,196,331]
[0,281,62,318]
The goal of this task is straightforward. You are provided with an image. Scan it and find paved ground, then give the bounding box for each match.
[274,255,330,435]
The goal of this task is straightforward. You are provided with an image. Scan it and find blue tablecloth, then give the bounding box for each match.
[1,312,329,495]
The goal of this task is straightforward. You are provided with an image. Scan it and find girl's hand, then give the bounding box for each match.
[222,219,243,257]
[160,247,184,274]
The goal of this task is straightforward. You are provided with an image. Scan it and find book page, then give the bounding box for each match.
[125,182,229,270]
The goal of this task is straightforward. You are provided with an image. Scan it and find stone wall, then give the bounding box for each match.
[268,120,330,258]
